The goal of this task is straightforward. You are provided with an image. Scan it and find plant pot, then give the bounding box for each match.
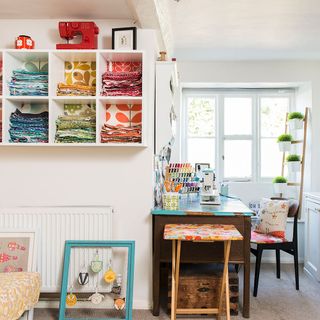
[278,141,291,152]
[287,161,300,172]
[288,118,303,130]
[273,183,287,194]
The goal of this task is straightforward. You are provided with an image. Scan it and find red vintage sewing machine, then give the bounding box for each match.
[56,22,99,49]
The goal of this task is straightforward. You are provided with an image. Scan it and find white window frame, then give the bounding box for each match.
[181,88,295,183]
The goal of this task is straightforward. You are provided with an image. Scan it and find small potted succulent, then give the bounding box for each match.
[277,134,293,152]
[272,176,288,194]
[286,154,301,172]
[288,112,304,130]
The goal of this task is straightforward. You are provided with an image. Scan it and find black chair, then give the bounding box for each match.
[250,198,299,297]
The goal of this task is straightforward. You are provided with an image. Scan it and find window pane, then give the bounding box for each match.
[188,97,215,137]
[188,138,215,168]
[260,97,288,137]
[224,140,252,178]
[224,97,252,135]
[261,138,283,177]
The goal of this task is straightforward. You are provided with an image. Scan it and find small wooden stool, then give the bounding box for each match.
[164,224,243,320]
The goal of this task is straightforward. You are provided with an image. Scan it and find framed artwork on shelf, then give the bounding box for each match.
[59,240,135,320]
[0,230,36,272]
[112,27,137,50]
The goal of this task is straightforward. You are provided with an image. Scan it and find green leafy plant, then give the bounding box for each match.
[277,134,293,142]
[288,112,304,120]
[272,176,288,184]
[286,154,301,162]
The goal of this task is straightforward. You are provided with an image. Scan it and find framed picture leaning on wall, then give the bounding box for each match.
[112,27,137,50]
[0,230,36,272]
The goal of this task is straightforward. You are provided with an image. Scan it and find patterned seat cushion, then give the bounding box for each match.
[0,272,41,320]
[251,230,287,244]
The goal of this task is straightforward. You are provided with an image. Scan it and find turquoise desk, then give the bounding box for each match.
[151,196,253,318]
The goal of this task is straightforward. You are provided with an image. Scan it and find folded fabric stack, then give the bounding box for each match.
[9,109,48,143]
[56,83,96,96]
[0,61,2,95]
[0,108,2,143]
[8,69,48,96]
[101,62,142,96]
[100,124,141,143]
[55,105,96,143]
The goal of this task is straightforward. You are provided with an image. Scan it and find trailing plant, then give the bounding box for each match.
[286,154,301,162]
[288,112,304,120]
[277,134,292,142]
[272,176,288,184]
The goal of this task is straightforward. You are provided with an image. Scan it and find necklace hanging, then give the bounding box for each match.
[114,297,126,310]
[91,249,103,273]
[88,285,104,305]
[104,259,116,284]
[78,264,89,286]
[66,286,77,307]
[112,273,122,295]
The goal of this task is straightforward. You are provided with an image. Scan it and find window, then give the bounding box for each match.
[182,89,293,182]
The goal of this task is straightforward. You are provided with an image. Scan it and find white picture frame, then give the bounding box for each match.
[0,229,36,272]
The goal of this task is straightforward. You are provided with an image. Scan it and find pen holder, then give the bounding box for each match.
[162,192,179,210]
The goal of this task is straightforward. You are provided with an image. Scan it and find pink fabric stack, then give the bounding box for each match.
[101,61,142,97]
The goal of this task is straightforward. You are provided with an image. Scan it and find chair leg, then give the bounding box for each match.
[276,249,281,279]
[253,247,263,297]
[294,245,299,290]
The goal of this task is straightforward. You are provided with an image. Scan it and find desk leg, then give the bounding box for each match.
[152,220,161,316]
[243,217,251,318]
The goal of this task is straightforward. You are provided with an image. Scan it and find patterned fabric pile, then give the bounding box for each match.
[0,107,2,143]
[100,124,141,143]
[55,104,96,143]
[8,69,48,96]
[101,61,142,97]
[57,61,96,96]
[56,83,96,96]
[9,109,48,143]
[0,60,2,95]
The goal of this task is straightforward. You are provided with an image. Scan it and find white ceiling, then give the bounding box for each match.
[0,0,134,19]
[168,0,320,60]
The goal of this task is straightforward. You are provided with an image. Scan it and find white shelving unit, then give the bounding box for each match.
[0,49,147,147]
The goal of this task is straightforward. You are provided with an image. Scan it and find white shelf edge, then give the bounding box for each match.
[0,142,147,148]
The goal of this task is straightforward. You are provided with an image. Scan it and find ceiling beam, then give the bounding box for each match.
[127,0,174,57]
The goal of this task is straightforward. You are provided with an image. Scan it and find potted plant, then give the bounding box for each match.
[288,112,304,130]
[286,154,301,172]
[272,176,288,194]
[277,134,293,152]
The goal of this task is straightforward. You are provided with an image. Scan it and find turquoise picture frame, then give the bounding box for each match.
[59,240,135,320]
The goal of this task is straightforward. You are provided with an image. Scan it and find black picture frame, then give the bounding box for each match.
[112,27,137,50]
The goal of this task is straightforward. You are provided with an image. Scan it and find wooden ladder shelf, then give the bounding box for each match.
[281,107,309,214]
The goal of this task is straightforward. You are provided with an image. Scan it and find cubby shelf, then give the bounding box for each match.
[0,49,147,147]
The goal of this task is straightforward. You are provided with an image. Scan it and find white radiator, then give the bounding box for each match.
[0,206,113,292]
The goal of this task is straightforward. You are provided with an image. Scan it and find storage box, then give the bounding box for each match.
[168,264,239,315]
[162,192,179,210]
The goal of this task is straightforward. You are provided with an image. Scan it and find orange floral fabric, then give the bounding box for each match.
[251,231,287,244]
[164,224,243,241]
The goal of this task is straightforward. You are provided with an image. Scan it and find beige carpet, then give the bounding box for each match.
[35,264,320,320]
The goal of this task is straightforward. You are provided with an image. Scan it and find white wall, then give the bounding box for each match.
[0,20,156,309]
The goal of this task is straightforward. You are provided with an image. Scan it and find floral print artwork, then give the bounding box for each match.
[164,224,243,241]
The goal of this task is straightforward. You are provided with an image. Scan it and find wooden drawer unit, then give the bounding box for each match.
[304,195,320,281]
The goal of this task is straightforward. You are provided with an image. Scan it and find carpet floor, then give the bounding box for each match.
[34,264,320,320]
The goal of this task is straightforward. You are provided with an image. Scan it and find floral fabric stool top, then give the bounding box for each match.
[0,272,41,320]
[164,224,243,320]
[164,224,243,242]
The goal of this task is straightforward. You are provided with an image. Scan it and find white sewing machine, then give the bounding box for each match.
[200,168,220,205]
